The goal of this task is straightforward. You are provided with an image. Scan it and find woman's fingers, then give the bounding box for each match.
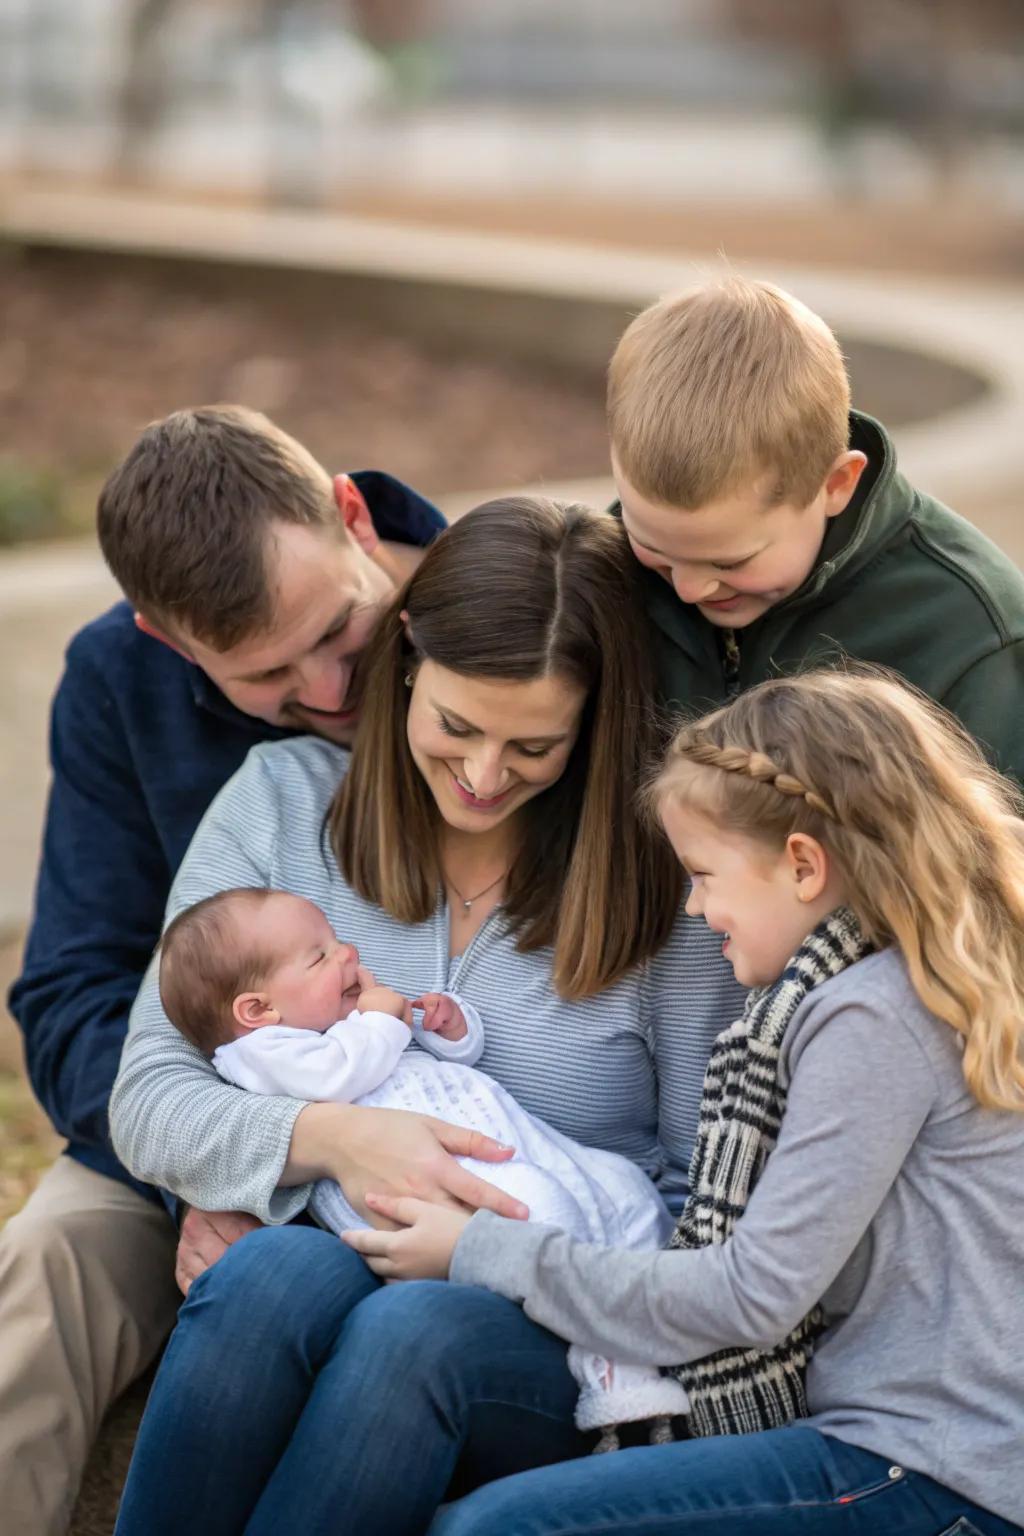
[444,1163,529,1219]
[431,1120,516,1164]
[423,1119,527,1218]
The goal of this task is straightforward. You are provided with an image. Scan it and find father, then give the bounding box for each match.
[2,405,455,1534]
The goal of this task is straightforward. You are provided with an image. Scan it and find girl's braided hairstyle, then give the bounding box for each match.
[671,738,838,823]
[653,667,1024,1113]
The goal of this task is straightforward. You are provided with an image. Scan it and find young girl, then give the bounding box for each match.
[346,669,1024,1535]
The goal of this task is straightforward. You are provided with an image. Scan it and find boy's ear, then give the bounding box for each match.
[784,832,830,903]
[232,993,279,1032]
[333,474,378,557]
[134,612,194,661]
[823,451,868,519]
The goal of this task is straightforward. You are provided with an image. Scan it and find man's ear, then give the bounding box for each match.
[333,474,378,557]
[784,832,830,903]
[232,993,279,1033]
[134,612,194,661]
[823,451,867,519]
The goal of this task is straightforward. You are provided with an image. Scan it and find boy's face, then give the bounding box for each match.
[241,894,363,1033]
[614,454,861,631]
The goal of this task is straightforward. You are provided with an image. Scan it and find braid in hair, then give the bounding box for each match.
[674,733,838,822]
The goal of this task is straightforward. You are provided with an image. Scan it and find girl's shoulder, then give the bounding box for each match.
[784,948,960,1099]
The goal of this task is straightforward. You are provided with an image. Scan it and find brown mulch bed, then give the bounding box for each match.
[0,243,610,540]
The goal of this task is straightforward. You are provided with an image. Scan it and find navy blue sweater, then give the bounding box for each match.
[8,472,445,1205]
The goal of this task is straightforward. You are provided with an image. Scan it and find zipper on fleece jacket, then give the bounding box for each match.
[721,630,742,697]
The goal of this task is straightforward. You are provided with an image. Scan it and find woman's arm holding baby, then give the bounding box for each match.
[110,746,524,1233]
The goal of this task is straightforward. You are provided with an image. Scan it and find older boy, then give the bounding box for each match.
[2,406,475,1533]
[608,275,1024,778]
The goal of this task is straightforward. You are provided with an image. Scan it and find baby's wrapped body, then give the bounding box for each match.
[215,1003,690,1434]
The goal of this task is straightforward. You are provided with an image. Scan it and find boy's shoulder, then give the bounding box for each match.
[903,487,1024,643]
[833,412,1024,641]
[774,414,1024,703]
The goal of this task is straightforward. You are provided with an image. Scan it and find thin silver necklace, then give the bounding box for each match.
[447,870,508,913]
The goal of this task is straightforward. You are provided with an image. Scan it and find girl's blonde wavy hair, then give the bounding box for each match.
[653,667,1024,1113]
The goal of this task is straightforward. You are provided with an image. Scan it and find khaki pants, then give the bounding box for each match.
[0,1155,180,1536]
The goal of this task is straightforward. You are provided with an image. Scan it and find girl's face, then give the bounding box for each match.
[661,800,835,988]
[406,660,586,837]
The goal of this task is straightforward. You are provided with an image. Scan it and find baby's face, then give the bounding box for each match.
[248,894,362,1032]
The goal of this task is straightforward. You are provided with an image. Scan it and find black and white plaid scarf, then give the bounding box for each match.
[664,906,872,1439]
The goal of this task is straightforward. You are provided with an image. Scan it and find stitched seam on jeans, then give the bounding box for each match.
[494,1478,910,1535]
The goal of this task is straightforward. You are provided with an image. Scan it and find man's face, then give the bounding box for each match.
[184,521,392,744]
[614,457,835,631]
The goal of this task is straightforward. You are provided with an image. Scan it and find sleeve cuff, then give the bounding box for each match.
[450,1209,552,1300]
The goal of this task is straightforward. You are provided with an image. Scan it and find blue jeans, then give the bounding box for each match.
[432,1424,1022,1536]
[114,1225,587,1535]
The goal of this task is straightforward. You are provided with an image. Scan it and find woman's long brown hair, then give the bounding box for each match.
[329,496,681,998]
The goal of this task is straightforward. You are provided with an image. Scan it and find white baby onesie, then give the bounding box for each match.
[213,997,689,1435]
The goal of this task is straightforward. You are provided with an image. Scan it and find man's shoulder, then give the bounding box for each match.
[66,599,192,684]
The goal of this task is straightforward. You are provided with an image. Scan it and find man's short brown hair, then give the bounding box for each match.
[608,275,851,511]
[158,888,278,1056]
[97,405,337,650]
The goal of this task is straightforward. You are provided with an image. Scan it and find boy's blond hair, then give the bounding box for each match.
[608,276,850,511]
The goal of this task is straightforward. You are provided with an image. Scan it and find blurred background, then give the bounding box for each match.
[1,6,1022,1520]
[3,0,1024,1234]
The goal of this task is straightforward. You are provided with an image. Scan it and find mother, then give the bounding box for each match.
[110,495,743,1535]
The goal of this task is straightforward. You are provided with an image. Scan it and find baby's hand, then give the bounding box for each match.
[358,985,413,1028]
[414,993,468,1042]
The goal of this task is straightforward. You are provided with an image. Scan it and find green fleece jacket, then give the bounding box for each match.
[630,411,1024,781]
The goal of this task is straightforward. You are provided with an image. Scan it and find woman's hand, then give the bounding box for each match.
[287,1102,527,1227]
[341,1193,472,1279]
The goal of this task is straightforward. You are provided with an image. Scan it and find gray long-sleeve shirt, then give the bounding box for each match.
[452,948,1024,1525]
[109,736,744,1223]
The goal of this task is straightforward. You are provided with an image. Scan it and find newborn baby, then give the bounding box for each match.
[158,887,690,1439]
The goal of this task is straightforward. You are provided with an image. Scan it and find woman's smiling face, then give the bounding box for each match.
[406,660,586,834]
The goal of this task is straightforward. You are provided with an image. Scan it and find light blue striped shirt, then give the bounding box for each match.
[110,737,745,1223]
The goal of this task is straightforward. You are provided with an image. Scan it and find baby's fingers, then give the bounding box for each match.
[413,994,441,1031]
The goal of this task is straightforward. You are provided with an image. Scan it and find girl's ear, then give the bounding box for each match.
[784,832,830,903]
[232,993,279,1033]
